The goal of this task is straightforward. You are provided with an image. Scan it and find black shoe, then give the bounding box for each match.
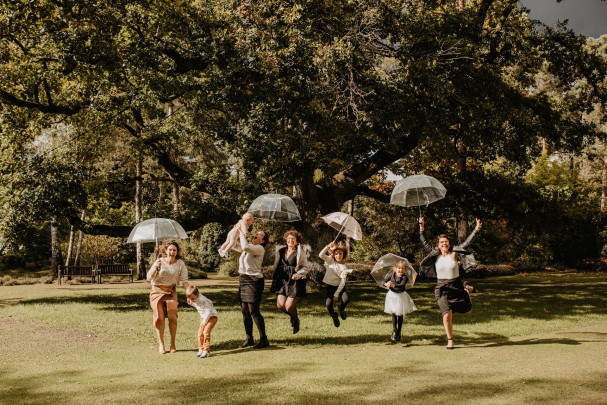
[255,337,269,349]
[395,331,401,342]
[332,313,340,328]
[391,330,397,341]
[292,316,300,334]
[339,309,347,320]
[239,338,255,348]
[290,315,294,326]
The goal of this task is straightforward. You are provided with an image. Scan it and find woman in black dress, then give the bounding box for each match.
[419,217,482,349]
[270,230,309,334]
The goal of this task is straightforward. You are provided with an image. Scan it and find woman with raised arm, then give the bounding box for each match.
[419,217,482,349]
[147,241,190,354]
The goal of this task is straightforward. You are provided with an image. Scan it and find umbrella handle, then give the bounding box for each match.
[332,230,341,244]
[331,214,350,243]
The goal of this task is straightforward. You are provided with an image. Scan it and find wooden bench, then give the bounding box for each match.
[97,264,133,283]
[58,265,96,285]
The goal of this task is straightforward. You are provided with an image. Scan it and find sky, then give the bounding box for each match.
[521,0,607,38]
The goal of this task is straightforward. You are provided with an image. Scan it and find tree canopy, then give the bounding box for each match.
[1,0,606,266]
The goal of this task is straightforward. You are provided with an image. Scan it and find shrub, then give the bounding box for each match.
[197,222,225,273]
[218,258,239,277]
[0,254,26,269]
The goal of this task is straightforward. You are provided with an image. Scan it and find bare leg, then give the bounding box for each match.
[443,310,454,349]
[284,297,299,317]
[276,294,288,313]
[154,303,166,354]
[285,297,300,334]
[167,301,178,353]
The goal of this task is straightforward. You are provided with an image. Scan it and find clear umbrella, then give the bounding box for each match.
[127,218,188,249]
[370,253,417,290]
[321,212,362,241]
[390,174,447,216]
[247,193,301,222]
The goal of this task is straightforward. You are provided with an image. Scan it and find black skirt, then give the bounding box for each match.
[434,278,472,316]
[271,275,307,298]
[239,274,265,304]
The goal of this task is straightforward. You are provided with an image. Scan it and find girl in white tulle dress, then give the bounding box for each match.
[383,259,417,342]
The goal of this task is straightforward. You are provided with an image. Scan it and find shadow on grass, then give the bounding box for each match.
[9,276,607,329]
[3,362,606,404]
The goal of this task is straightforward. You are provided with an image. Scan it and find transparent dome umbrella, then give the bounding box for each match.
[390,174,447,216]
[321,212,362,242]
[127,218,188,250]
[370,253,417,290]
[247,193,302,222]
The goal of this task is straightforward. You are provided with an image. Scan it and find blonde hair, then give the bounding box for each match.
[243,212,254,221]
[393,259,407,271]
[185,285,199,300]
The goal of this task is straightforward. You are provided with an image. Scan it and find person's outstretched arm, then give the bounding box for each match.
[418,217,434,253]
[459,218,482,249]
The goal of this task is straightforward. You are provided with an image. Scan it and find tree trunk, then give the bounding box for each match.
[74,210,85,265]
[65,225,75,267]
[50,216,63,278]
[601,150,607,214]
[456,144,468,245]
[172,181,180,220]
[346,199,353,251]
[136,155,145,280]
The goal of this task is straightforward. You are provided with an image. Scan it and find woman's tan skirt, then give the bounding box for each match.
[149,284,178,324]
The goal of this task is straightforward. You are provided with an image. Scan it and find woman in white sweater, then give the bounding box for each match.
[146,241,190,354]
[237,229,271,349]
[319,242,352,328]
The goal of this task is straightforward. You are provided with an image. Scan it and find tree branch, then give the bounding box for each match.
[0,88,80,115]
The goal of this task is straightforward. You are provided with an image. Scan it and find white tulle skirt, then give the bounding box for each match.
[384,290,417,316]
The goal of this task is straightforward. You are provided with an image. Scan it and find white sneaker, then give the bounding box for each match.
[196,350,204,357]
[218,249,226,258]
[199,351,209,358]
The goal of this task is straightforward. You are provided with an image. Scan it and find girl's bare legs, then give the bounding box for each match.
[443,310,454,349]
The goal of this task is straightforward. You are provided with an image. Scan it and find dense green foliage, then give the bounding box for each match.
[1,0,606,269]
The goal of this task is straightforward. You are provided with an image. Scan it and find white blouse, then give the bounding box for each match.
[319,246,352,297]
[147,258,189,286]
[435,255,459,280]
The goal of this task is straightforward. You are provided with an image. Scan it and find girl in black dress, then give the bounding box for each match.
[383,260,417,342]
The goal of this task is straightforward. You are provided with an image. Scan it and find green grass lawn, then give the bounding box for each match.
[1,273,606,404]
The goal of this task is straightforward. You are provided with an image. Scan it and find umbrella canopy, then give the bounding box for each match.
[321,212,362,241]
[370,253,417,290]
[390,174,447,208]
[247,193,301,222]
[127,218,188,246]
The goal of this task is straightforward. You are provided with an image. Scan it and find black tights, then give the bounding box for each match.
[241,302,266,339]
[392,314,403,332]
[326,290,349,317]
